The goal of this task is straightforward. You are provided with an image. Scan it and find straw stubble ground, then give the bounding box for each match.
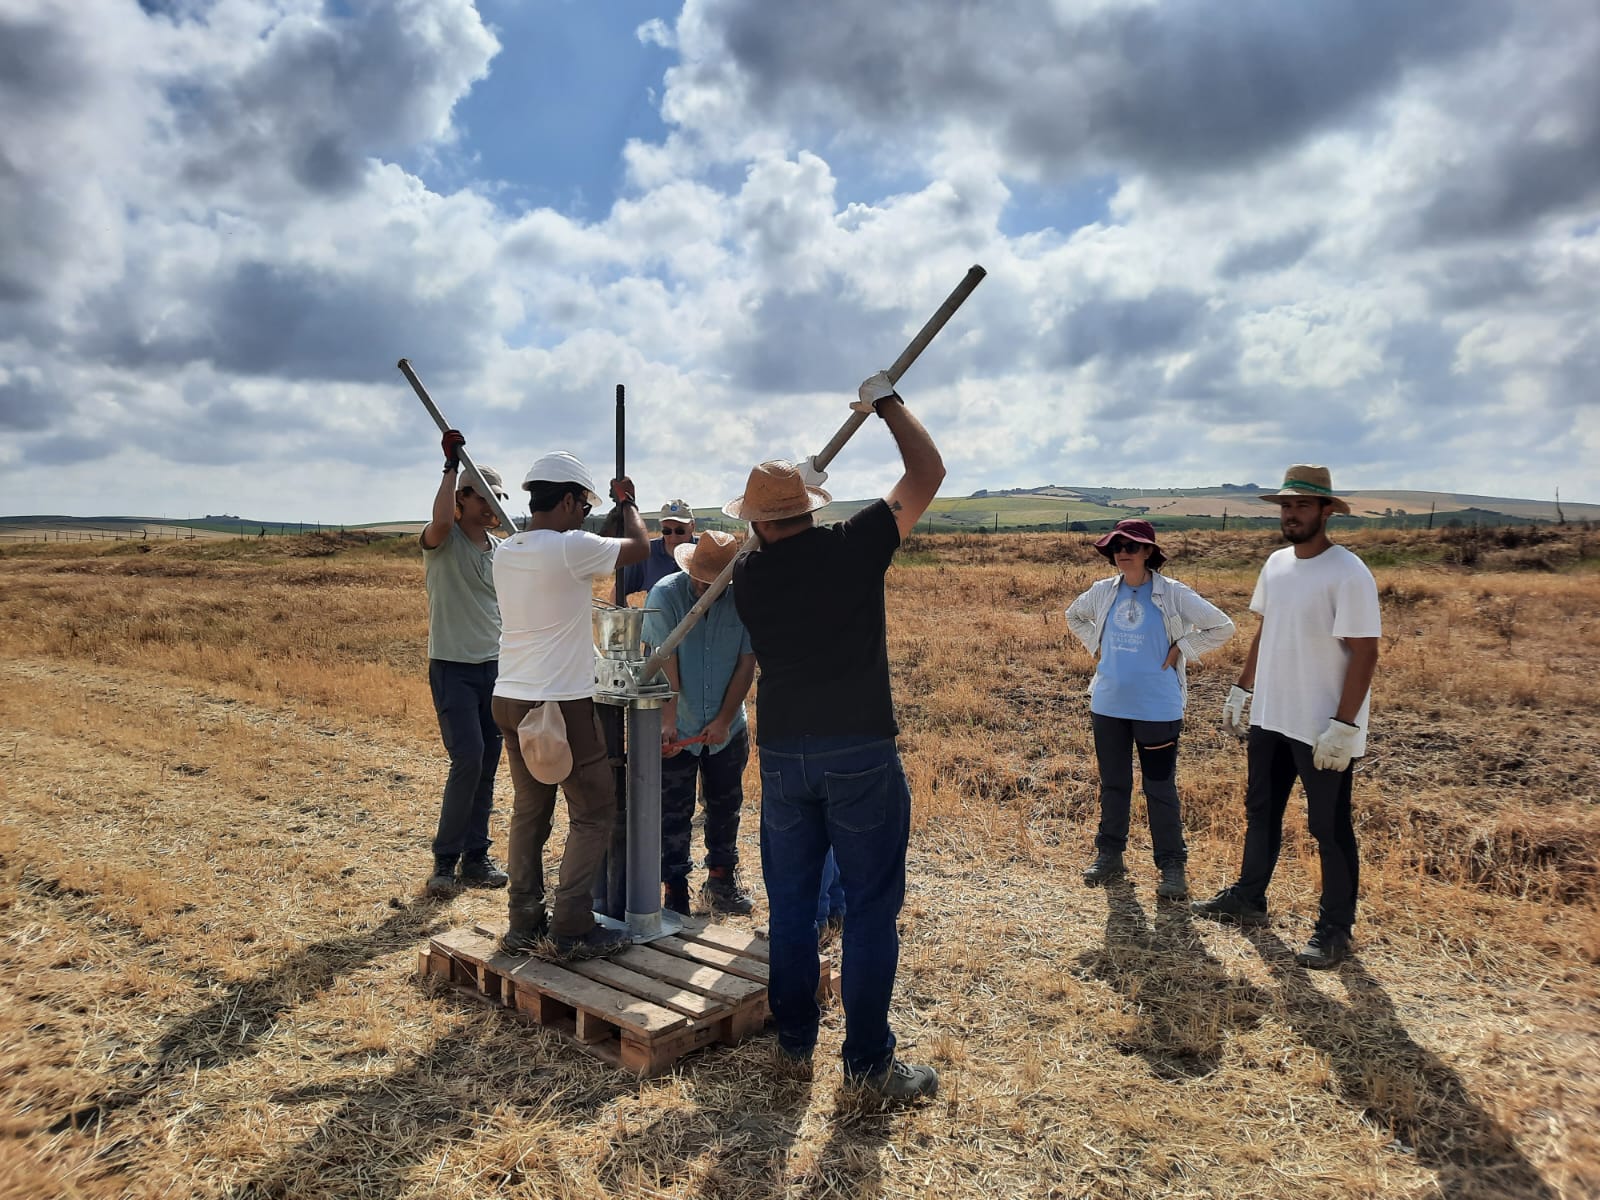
[1,528,1596,1199]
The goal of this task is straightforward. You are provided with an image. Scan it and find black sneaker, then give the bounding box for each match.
[1190,887,1269,926]
[500,907,550,956]
[553,925,631,960]
[1155,861,1190,901]
[847,1058,939,1103]
[459,853,509,889]
[1082,850,1126,887]
[425,855,461,899]
[662,879,692,916]
[1295,927,1352,970]
[701,870,755,916]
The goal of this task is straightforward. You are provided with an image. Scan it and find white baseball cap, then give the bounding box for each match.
[522,451,601,508]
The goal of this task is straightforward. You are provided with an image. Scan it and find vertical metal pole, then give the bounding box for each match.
[625,701,665,936]
[602,383,629,918]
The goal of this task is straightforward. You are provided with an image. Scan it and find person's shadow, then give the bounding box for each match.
[1245,928,1558,1200]
[50,900,449,1134]
[1078,878,1270,1081]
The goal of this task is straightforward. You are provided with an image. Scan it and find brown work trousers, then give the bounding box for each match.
[492,696,615,937]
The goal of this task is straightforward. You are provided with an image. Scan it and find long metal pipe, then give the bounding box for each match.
[638,264,986,682]
[624,702,665,935]
[397,359,522,533]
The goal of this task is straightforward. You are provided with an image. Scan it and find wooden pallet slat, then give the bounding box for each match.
[653,936,771,984]
[614,944,765,1003]
[426,920,821,1076]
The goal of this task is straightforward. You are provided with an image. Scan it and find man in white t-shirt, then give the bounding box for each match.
[490,451,650,959]
[1193,465,1381,969]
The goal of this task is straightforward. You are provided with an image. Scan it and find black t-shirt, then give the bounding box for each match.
[732,499,901,739]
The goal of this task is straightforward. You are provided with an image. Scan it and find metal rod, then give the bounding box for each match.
[396,358,521,534]
[625,704,664,936]
[604,382,629,919]
[638,264,986,682]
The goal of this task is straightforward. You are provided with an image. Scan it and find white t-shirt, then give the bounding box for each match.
[492,529,621,701]
[1249,544,1381,753]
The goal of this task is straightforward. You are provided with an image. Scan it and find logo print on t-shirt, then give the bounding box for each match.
[1112,593,1146,632]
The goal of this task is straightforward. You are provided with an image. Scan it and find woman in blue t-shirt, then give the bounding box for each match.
[1065,520,1234,900]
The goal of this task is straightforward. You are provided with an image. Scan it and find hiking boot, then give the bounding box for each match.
[1082,850,1126,887]
[425,855,461,898]
[662,879,692,917]
[500,904,550,956]
[459,852,509,889]
[1155,861,1190,901]
[701,868,755,916]
[553,925,631,960]
[847,1058,939,1103]
[1294,927,1352,970]
[1190,887,1269,926]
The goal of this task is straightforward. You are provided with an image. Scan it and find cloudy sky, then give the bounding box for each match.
[2,0,1597,523]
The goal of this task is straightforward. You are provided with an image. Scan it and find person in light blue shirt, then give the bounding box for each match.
[642,530,757,916]
[1065,519,1235,901]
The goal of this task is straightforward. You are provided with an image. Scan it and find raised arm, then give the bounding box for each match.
[856,374,944,541]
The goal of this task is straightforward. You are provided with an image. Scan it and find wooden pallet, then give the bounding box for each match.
[417,918,826,1076]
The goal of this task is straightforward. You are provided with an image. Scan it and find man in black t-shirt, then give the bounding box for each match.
[727,371,945,1103]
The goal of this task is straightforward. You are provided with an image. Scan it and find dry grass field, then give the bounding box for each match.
[2,525,1597,1200]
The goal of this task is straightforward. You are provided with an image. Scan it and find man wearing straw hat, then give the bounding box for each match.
[1193,465,1381,969]
[642,530,757,918]
[490,452,652,960]
[726,371,944,1102]
[419,428,515,899]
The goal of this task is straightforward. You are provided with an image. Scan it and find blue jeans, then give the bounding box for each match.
[816,849,845,923]
[759,735,910,1077]
[428,659,501,859]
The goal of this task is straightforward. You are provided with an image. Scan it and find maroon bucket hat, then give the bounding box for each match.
[1093,518,1167,571]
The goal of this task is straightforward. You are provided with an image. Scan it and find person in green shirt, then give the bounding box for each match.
[419,429,511,897]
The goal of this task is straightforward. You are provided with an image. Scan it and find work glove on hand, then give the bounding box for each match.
[851,370,898,415]
[799,455,829,488]
[441,429,465,470]
[1222,685,1252,738]
[609,477,636,506]
[1313,719,1360,772]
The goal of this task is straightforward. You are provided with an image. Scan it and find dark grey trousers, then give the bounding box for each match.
[1090,713,1186,865]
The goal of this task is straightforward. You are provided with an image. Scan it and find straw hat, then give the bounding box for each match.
[516,702,571,784]
[673,529,740,583]
[1258,464,1352,515]
[721,460,831,522]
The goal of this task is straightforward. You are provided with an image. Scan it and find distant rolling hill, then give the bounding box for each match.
[3,484,1591,541]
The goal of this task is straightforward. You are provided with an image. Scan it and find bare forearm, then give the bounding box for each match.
[881,398,944,536]
[422,468,458,548]
[715,656,757,724]
[1237,625,1262,690]
[1336,638,1379,725]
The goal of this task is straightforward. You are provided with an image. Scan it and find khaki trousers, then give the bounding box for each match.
[492,696,616,937]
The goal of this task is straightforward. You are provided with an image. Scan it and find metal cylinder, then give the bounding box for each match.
[625,703,664,936]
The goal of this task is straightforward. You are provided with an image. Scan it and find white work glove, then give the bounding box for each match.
[1313,719,1361,772]
[852,370,898,414]
[799,454,828,488]
[1222,685,1252,738]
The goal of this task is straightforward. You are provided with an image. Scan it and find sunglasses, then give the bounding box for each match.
[1109,540,1146,554]
[661,524,692,535]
